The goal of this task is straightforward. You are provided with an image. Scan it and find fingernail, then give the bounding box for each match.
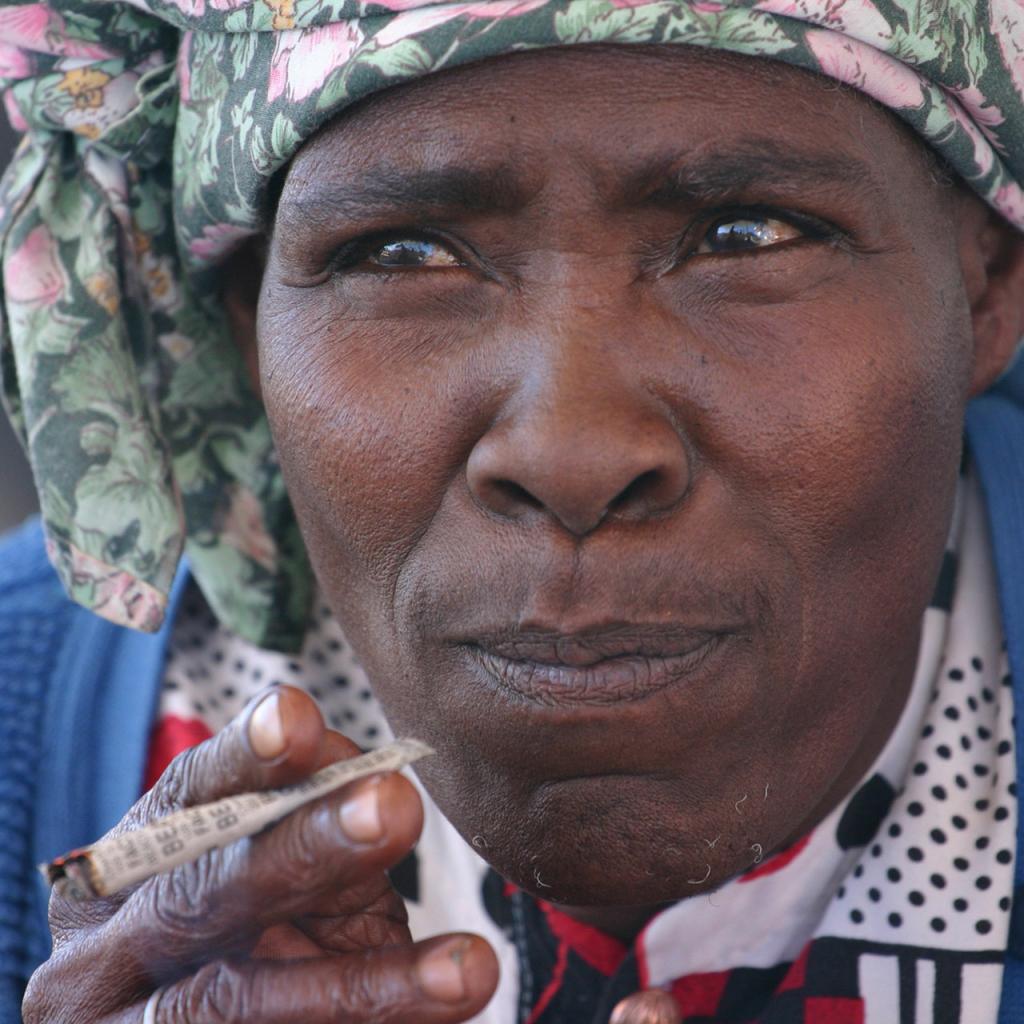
[248,690,286,760]
[339,778,383,843]
[417,938,469,1003]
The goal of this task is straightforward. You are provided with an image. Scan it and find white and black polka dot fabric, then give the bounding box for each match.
[636,469,1015,1023]
[158,593,391,747]
[153,468,1015,1024]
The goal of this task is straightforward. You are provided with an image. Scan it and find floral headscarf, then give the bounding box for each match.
[2,0,1024,651]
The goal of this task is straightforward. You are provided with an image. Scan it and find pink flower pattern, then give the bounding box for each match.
[3,91,28,132]
[58,540,167,632]
[375,0,547,47]
[0,42,33,80]
[994,183,1024,227]
[3,0,1024,649]
[221,486,278,572]
[177,31,193,103]
[162,0,205,14]
[268,21,365,103]
[5,4,113,60]
[188,222,255,262]
[3,224,67,307]
[805,28,924,110]
[991,0,1024,105]
[943,92,996,177]
[947,84,1006,140]
[755,0,890,46]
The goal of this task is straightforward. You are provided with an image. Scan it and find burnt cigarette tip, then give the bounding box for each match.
[39,852,98,900]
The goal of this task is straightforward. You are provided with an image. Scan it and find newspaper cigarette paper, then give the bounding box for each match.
[41,738,434,902]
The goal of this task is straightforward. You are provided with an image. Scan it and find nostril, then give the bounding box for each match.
[489,479,544,514]
[610,469,662,514]
[467,416,690,532]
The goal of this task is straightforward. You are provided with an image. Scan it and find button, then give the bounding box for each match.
[609,989,682,1024]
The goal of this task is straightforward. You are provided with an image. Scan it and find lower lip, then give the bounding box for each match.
[463,637,726,707]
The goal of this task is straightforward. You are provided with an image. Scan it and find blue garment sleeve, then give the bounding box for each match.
[0,518,186,1020]
[27,559,188,968]
[967,354,1024,1024]
[0,519,75,1020]
[3,354,1024,1023]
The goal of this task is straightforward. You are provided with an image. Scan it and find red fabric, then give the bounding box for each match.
[739,833,812,883]
[778,943,811,994]
[804,997,865,1024]
[539,902,628,976]
[524,939,570,1024]
[144,714,213,790]
[669,970,731,1017]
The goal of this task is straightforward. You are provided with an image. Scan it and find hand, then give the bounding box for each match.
[23,685,499,1023]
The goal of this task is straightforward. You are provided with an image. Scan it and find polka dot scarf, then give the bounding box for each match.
[149,465,1015,1023]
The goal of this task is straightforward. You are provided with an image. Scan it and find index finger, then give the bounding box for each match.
[120,685,330,835]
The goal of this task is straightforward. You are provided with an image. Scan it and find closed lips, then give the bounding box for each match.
[463,626,732,706]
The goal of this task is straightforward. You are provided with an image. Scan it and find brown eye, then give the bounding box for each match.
[368,238,462,269]
[696,216,803,255]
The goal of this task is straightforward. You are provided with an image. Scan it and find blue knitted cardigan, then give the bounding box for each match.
[1,368,1024,1022]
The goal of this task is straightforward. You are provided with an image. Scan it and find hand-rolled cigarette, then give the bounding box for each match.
[41,738,434,902]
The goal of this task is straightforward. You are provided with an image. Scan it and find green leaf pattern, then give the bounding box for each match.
[1,0,1023,649]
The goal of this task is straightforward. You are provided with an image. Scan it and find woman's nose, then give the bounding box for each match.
[466,370,691,538]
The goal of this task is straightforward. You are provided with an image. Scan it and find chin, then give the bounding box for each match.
[487,820,746,908]
[436,770,774,907]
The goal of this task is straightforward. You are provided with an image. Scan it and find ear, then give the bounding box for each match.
[220,237,267,401]
[959,200,1024,397]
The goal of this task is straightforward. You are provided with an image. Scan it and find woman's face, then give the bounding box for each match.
[252,45,1008,908]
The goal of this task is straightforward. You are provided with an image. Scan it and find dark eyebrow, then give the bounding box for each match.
[276,138,887,231]
[276,163,531,226]
[631,140,888,208]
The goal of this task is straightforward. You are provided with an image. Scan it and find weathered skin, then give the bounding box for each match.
[256,46,1024,926]
[23,44,1024,1022]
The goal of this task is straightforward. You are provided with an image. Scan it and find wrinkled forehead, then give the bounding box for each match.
[275,45,941,228]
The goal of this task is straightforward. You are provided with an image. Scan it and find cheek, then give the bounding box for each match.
[706,272,973,733]
[257,291,477,619]
[255,259,975,906]
[706,267,972,556]
[259,263,973,677]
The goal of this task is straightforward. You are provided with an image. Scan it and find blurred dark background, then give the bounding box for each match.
[0,117,40,534]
